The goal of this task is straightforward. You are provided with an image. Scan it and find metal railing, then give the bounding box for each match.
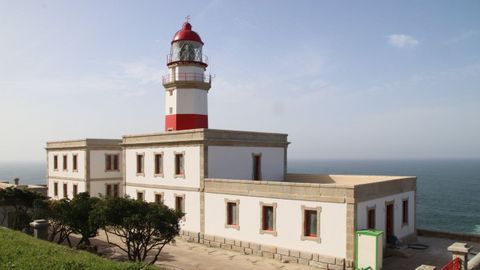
[162,73,211,84]
[166,54,208,65]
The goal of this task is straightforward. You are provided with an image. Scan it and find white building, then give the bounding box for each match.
[46,21,417,269]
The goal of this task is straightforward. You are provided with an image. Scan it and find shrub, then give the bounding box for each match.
[94,197,183,264]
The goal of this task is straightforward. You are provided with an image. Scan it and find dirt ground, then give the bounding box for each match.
[68,232,480,270]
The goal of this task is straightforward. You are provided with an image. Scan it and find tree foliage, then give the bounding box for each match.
[46,199,74,247]
[0,187,47,231]
[94,197,183,264]
[67,192,101,247]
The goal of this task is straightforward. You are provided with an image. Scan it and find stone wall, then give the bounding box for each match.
[179,230,354,270]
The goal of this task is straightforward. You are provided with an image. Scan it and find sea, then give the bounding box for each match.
[1,159,479,234]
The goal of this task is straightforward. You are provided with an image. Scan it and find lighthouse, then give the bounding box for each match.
[162,21,211,131]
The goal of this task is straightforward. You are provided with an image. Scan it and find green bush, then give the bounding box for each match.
[0,227,159,270]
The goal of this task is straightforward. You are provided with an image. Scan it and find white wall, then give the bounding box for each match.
[47,178,86,199]
[356,191,415,241]
[90,180,123,197]
[90,150,123,179]
[125,146,201,189]
[48,150,87,199]
[48,150,86,179]
[208,146,285,180]
[204,193,347,258]
[165,88,208,115]
[125,186,201,232]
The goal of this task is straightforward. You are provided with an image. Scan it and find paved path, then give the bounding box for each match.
[90,231,316,270]
[383,236,480,270]
[69,232,480,270]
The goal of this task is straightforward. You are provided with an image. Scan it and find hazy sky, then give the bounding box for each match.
[1,0,479,162]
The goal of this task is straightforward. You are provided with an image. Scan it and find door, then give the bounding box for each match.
[386,203,394,243]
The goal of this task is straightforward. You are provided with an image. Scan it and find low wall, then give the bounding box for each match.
[418,229,480,243]
[178,230,354,270]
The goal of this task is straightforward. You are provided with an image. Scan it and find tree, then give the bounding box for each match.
[0,187,47,231]
[94,197,183,265]
[46,199,74,247]
[67,192,101,247]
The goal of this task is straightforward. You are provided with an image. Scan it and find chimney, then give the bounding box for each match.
[14,178,19,186]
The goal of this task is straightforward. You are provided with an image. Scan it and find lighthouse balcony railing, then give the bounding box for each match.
[166,54,208,65]
[162,73,212,84]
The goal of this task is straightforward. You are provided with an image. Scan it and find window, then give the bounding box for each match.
[136,154,144,175]
[175,195,185,220]
[53,155,58,170]
[106,184,112,197]
[113,155,119,170]
[72,154,78,171]
[169,107,173,114]
[113,184,119,198]
[301,206,321,242]
[154,153,163,175]
[54,182,58,197]
[259,202,277,236]
[136,191,144,201]
[367,207,376,229]
[225,200,240,229]
[402,199,409,225]
[63,155,68,171]
[262,206,274,230]
[63,183,68,198]
[73,184,78,196]
[304,210,317,236]
[252,153,261,180]
[175,153,184,176]
[155,193,163,204]
[105,154,119,171]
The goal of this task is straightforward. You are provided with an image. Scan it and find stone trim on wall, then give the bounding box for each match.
[135,152,145,177]
[300,205,322,243]
[205,179,352,203]
[153,151,164,177]
[259,201,277,236]
[174,193,186,221]
[178,230,354,270]
[224,199,240,230]
[125,182,200,192]
[48,176,86,181]
[173,151,186,179]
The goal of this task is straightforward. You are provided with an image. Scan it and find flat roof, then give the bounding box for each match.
[46,138,121,150]
[122,128,289,147]
[205,173,416,203]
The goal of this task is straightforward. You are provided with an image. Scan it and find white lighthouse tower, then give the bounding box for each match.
[162,21,211,131]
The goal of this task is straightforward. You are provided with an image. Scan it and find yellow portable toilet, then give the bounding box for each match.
[355,230,383,270]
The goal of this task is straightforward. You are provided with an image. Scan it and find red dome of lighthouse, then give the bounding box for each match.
[171,22,204,44]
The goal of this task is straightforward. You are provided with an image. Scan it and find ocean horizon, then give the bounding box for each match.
[1,158,479,235]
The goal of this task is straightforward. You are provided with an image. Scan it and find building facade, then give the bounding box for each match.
[46,139,122,199]
[46,21,417,269]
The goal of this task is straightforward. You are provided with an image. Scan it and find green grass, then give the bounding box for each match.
[0,227,159,270]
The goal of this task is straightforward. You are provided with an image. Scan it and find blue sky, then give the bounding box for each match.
[1,0,479,161]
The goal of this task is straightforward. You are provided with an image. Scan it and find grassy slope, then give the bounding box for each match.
[0,227,158,270]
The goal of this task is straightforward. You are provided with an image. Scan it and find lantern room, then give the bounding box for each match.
[168,22,207,66]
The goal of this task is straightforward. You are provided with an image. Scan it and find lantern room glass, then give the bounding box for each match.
[171,41,203,62]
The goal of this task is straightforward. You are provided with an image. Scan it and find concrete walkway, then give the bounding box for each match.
[383,236,480,270]
[88,231,316,270]
[67,232,480,270]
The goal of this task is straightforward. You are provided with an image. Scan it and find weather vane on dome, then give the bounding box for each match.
[185,15,190,23]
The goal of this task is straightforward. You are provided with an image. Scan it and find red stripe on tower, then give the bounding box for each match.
[165,114,208,131]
